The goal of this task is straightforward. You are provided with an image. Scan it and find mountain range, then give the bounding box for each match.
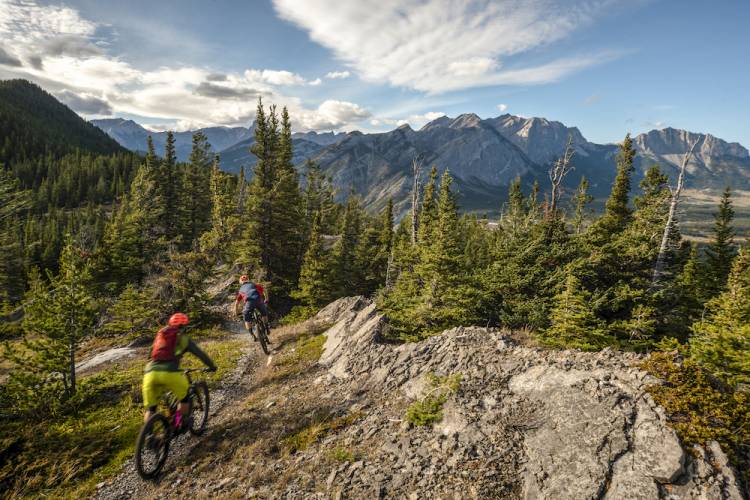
[94,112,750,216]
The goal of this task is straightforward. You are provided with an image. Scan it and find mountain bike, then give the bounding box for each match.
[134,368,211,479]
[251,308,271,355]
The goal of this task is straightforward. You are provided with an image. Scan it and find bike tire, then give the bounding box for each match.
[189,381,210,436]
[258,316,271,355]
[135,413,171,480]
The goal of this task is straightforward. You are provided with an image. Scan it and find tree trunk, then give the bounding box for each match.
[651,141,698,286]
[548,137,575,218]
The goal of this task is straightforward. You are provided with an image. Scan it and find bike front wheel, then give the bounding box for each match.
[135,413,171,479]
[189,381,210,436]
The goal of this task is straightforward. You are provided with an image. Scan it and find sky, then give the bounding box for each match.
[0,0,749,146]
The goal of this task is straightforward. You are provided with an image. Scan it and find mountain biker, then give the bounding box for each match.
[142,312,216,426]
[234,275,269,340]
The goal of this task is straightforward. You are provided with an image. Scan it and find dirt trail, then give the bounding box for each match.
[94,319,268,499]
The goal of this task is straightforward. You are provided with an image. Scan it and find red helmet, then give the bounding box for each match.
[168,312,189,327]
[239,275,250,284]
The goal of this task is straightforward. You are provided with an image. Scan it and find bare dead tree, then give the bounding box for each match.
[548,136,575,218]
[410,156,423,244]
[651,140,699,286]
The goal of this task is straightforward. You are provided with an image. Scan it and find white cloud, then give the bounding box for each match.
[497,103,508,112]
[245,68,310,86]
[0,0,370,131]
[325,70,351,79]
[299,100,371,130]
[273,0,622,93]
[371,111,446,130]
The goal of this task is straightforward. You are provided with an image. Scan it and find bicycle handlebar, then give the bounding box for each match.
[184,368,212,374]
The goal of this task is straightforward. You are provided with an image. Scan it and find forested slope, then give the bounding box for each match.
[0,80,124,165]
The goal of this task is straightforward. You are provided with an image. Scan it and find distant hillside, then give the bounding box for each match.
[91,118,253,162]
[0,79,125,164]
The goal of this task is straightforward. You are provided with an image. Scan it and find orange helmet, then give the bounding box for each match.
[239,275,250,284]
[168,312,189,327]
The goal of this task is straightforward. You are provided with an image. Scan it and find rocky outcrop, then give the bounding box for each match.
[314,297,745,499]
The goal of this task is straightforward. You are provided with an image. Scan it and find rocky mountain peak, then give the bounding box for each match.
[448,113,482,129]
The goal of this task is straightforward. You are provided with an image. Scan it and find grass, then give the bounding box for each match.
[261,333,327,384]
[405,373,462,427]
[0,333,245,498]
[281,411,363,455]
[327,446,356,463]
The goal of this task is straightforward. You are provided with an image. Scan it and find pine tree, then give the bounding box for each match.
[292,211,332,311]
[181,131,212,247]
[302,159,338,235]
[589,134,636,243]
[103,284,159,337]
[572,176,593,234]
[540,273,610,350]
[243,101,304,301]
[10,241,96,400]
[332,194,362,297]
[409,171,479,335]
[500,176,530,239]
[159,131,179,242]
[704,187,736,298]
[417,166,438,244]
[690,247,750,386]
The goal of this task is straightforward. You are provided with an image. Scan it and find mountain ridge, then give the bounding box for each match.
[92,109,750,216]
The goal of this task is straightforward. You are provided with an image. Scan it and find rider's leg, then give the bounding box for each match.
[142,372,161,422]
[242,301,256,338]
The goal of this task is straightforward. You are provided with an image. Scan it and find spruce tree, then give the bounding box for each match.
[159,131,178,242]
[540,273,610,350]
[292,211,332,311]
[332,194,362,297]
[417,166,438,244]
[302,159,338,235]
[690,247,750,385]
[181,131,212,247]
[589,134,636,243]
[704,187,736,298]
[243,100,304,301]
[11,241,96,399]
[201,154,237,257]
[411,171,479,335]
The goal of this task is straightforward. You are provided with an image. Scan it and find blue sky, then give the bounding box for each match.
[0,0,748,146]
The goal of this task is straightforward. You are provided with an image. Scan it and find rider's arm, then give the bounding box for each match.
[234,293,243,315]
[186,340,217,371]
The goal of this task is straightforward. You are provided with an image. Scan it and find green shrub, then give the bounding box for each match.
[405,373,462,426]
[642,349,750,483]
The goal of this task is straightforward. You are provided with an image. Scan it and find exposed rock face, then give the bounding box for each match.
[314,297,745,499]
[634,128,750,187]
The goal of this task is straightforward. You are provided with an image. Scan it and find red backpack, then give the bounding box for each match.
[150,326,180,362]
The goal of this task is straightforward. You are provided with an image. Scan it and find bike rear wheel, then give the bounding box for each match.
[135,413,171,479]
[257,316,270,355]
[189,381,210,436]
